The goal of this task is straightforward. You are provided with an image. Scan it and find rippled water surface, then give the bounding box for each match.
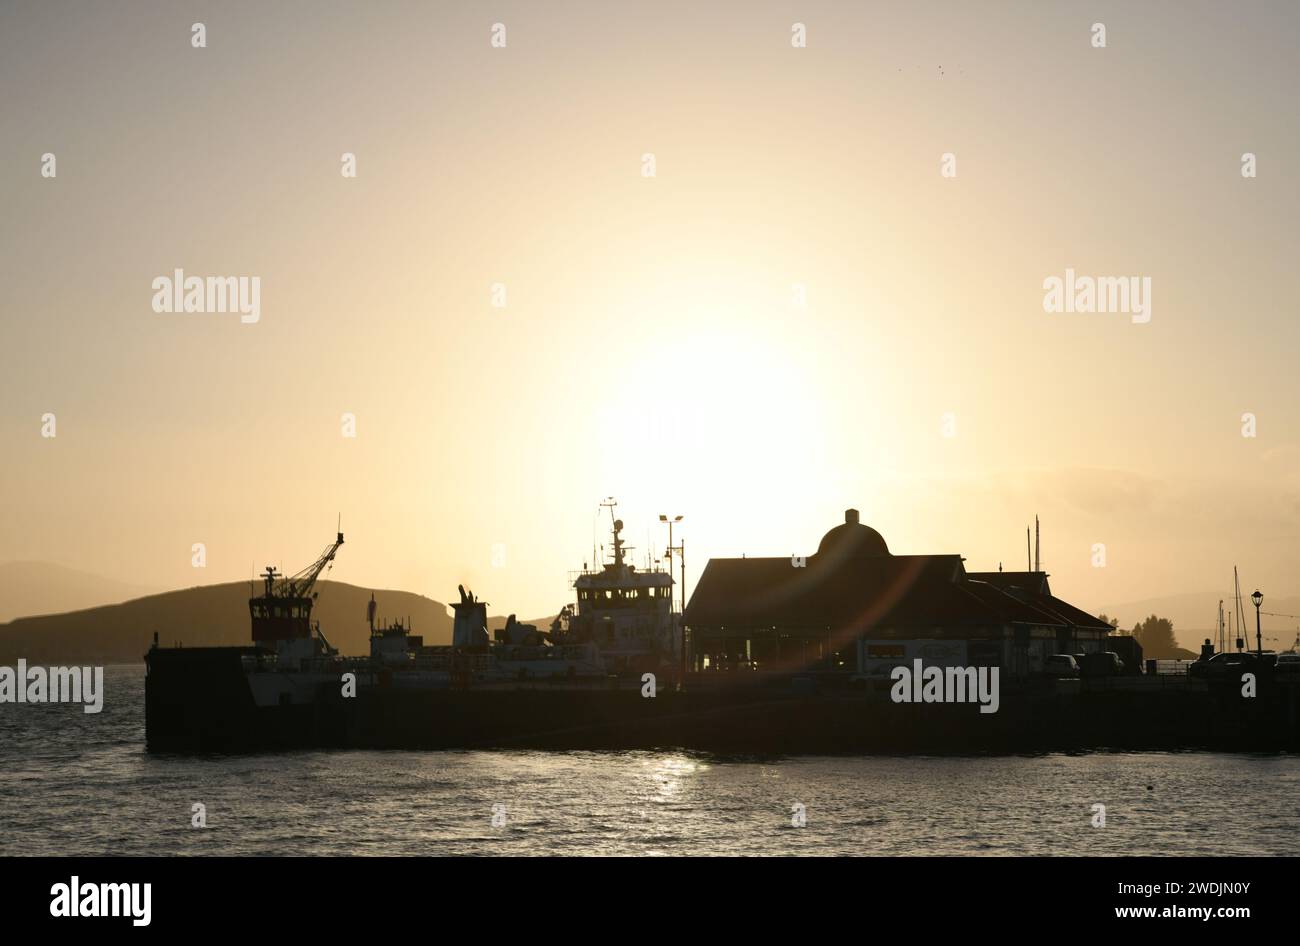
[2,667,1298,856]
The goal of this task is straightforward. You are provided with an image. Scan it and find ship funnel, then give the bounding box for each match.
[450,587,489,649]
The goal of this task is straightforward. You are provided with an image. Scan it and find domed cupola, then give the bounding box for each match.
[815,508,890,559]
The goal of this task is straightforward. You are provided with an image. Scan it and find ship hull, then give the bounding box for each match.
[145,647,1300,754]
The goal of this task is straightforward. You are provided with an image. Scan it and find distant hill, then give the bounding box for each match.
[1099,591,1300,653]
[0,578,558,665]
[0,580,451,665]
[0,561,162,624]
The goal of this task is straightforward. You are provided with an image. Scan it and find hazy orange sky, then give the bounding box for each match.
[2,2,1298,628]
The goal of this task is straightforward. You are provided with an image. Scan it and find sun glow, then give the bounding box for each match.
[592,317,829,517]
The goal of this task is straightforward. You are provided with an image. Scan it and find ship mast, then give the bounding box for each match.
[600,498,628,569]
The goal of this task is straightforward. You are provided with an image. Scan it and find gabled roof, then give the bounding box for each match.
[967,571,1051,596]
[684,512,1108,635]
[967,571,1112,631]
[684,553,982,630]
[1034,595,1114,631]
[961,579,1067,626]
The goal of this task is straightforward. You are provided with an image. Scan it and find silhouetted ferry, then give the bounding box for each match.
[147,508,686,751]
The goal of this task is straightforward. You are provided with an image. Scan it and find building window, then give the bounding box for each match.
[866,643,906,659]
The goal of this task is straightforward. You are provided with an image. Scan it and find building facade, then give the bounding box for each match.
[683,509,1114,678]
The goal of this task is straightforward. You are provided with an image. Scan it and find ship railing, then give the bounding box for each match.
[568,564,672,585]
[241,653,279,672]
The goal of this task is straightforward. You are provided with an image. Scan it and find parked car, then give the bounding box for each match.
[1078,651,1125,678]
[1189,651,1277,679]
[1043,654,1080,678]
[1106,636,1145,675]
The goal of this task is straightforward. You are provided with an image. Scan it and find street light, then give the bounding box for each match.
[1252,590,1263,656]
[655,514,686,610]
[659,514,686,681]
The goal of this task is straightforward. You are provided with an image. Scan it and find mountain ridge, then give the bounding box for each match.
[0,579,552,665]
[0,561,163,624]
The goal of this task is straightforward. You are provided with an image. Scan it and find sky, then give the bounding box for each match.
[2,1,1298,629]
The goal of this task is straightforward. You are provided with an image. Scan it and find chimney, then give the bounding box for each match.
[845,509,860,525]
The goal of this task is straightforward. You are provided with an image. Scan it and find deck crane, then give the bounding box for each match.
[260,530,344,599]
[250,529,344,647]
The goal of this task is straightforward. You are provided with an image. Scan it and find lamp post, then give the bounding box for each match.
[659,515,684,610]
[1252,590,1263,656]
[659,514,685,680]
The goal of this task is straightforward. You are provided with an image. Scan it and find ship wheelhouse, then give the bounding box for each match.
[249,596,315,642]
[566,512,680,673]
[246,532,344,666]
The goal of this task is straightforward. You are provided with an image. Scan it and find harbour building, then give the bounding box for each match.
[682,509,1113,679]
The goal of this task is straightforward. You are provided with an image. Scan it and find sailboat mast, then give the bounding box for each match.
[1234,567,1246,651]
